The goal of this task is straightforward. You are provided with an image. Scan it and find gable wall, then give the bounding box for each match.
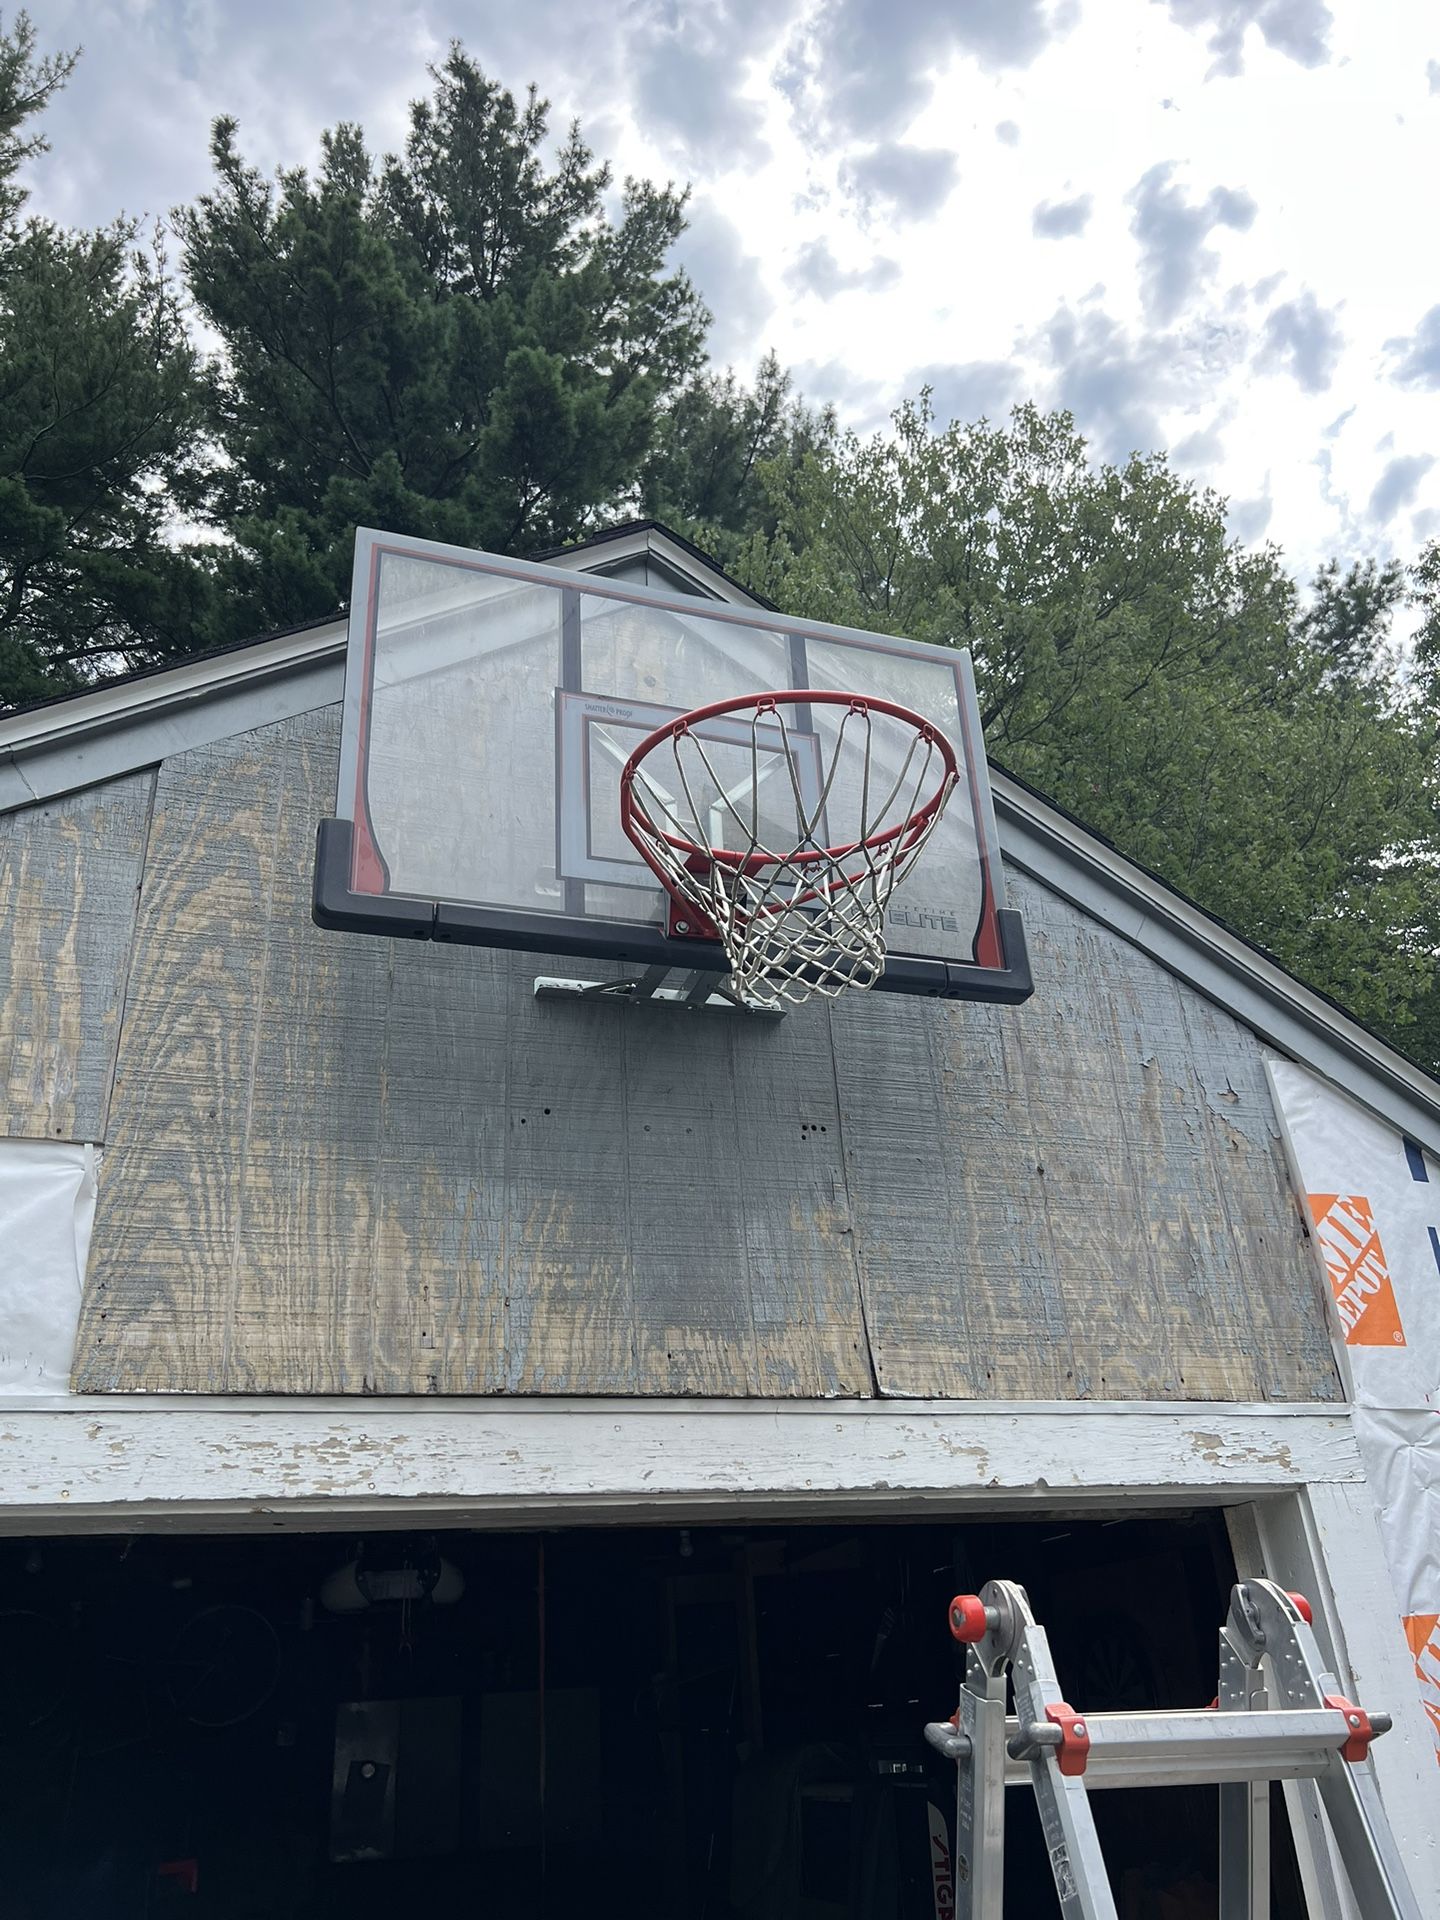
[0,703,1340,1400]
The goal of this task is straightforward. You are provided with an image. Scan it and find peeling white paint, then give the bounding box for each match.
[0,1399,1362,1533]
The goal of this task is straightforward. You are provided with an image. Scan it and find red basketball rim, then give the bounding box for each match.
[618,689,960,876]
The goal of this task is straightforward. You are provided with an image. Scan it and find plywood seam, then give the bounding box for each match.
[216,747,286,1389]
[617,1009,639,1391]
[499,963,518,1389]
[724,1014,768,1396]
[361,940,398,1393]
[494,967,514,1390]
[9,1393,1354,1416]
[609,979,643,1394]
[990,1011,1084,1397]
[95,767,159,1142]
[824,998,881,1397]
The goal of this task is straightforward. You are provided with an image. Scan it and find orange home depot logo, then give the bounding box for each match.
[1306,1193,1406,1346]
[1403,1615,1440,1760]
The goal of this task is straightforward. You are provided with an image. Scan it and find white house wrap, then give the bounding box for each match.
[1268,1057,1440,1762]
[0,1139,97,1394]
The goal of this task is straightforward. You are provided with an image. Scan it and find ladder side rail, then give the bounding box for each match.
[1218,1619,1270,1920]
[1281,1781,1350,1920]
[1009,1609,1119,1920]
[1235,1581,1423,1920]
[951,1653,1008,1920]
[1313,1764,1427,1920]
[1224,1502,1352,1920]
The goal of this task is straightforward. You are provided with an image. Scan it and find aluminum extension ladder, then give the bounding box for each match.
[922,1577,1422,1919]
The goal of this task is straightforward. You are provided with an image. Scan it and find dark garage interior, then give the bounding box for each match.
[0,1509,1307,1918]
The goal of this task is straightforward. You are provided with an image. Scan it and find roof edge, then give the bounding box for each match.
[0,525,758,795]
[0,617,350,813]
[993,768,1440,1150]
[537,519,780,610]
[1,524,1436,1146]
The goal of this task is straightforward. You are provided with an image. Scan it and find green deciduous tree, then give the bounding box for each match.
[0,11,207,706]
[737,397,1440,1059]
[180,48,709,638]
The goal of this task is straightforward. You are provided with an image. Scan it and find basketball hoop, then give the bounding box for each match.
[619,690,961,1009]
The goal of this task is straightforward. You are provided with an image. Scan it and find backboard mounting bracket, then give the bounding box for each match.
[532,970,786,1020]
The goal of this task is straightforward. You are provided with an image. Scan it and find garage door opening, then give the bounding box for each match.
[1,1508,1306,1918]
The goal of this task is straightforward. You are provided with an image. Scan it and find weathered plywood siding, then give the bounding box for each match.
[67,707,1339,1400]
[833,889,1337,1400]
[0,772,153,1140]
[72,711,871,1396]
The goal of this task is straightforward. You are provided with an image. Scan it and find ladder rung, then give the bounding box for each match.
[1047,1757,1336,1790]
[1004,1705,1357,1785]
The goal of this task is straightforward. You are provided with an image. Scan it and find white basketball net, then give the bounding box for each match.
[621,695,959,1010]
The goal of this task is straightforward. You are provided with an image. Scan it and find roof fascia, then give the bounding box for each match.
[994,769,1440,1155]
[0,529,751,812]
[0,620,348,813]
[543,524,734,600]
[1,541,1436,1145]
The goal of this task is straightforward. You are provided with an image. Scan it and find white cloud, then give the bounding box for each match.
[17,0,1440,585]
[1256,291,1344,392]
[1385,306,1440,390]
[1032,194,1092,238]
[628,0,777,169]
[668,198,775,365]
[1227,490,1274,541]
[776,0,1074,145]
[1157,0,1333,78]
[1030,302,1251,463]
[911,360,1024,423]
[1369,453,1436,524]
[840,144,959,221]
[1128,163,1258,324]
[783,238,901,299]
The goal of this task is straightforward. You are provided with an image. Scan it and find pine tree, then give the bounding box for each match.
[0,11,207,706]
[180,48,710,638]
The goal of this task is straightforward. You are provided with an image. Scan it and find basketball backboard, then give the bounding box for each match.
[314,528,1031,1002]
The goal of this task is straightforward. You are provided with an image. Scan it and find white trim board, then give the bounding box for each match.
[0,620,347,812]
[3,1399,1430,1910]
[0,531,740,814]
[542,523,731,597]
[0,1400,1361,1534]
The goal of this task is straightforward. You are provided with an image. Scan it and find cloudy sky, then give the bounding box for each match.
[25,0,1440,588]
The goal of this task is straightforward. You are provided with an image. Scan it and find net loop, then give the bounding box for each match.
[619,690,961,1010]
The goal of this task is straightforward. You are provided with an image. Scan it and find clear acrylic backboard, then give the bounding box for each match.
[313,529,1031,1002]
